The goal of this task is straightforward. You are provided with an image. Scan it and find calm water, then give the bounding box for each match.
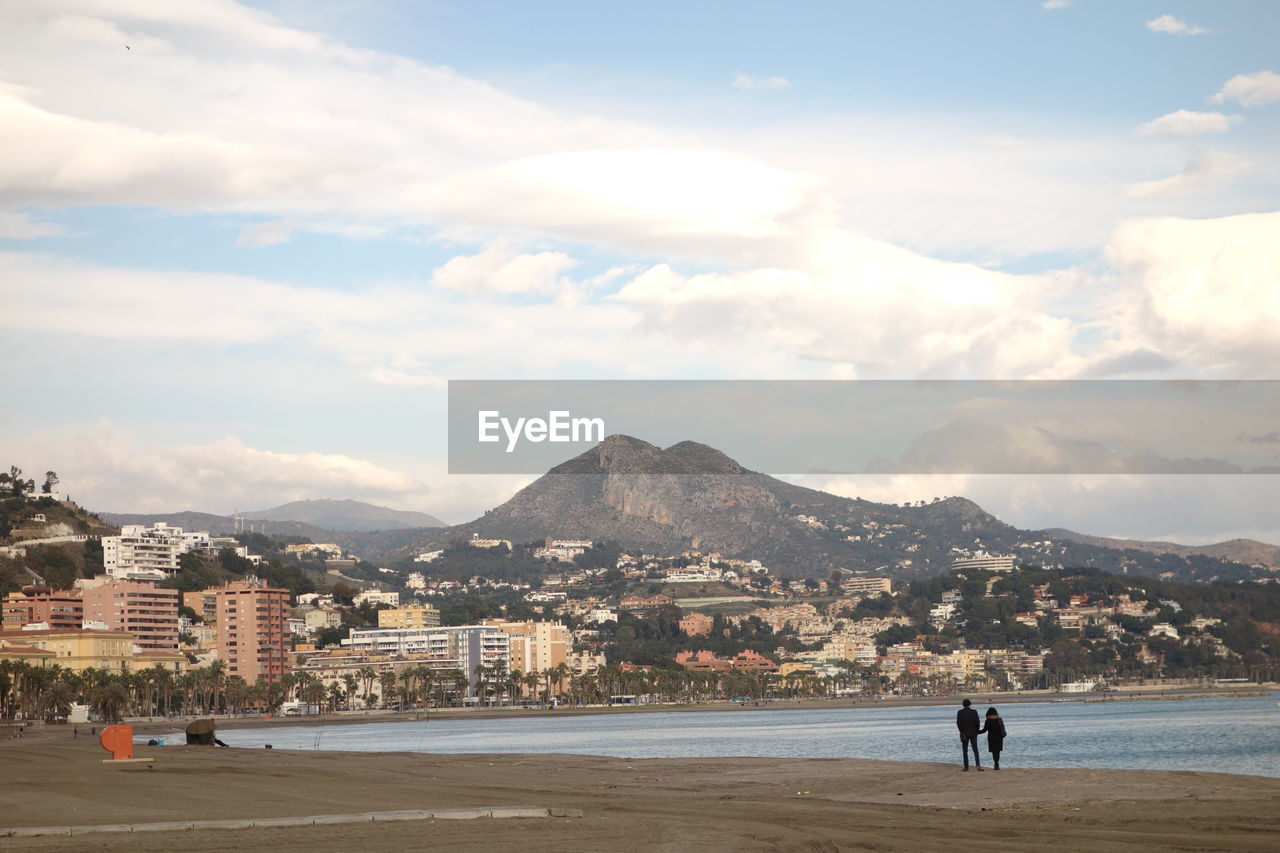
[230,693,1280,778]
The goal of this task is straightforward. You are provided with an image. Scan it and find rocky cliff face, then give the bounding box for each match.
[412,435,1013,577]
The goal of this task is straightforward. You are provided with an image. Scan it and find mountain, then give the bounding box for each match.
[1042,529,1280,569]
[241,499,446,532]
[401,435,1274,584]
[97,507,440,564]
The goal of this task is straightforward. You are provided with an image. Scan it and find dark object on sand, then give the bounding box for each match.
[185,718,218,745]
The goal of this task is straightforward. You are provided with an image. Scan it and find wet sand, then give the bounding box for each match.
[4,724,1278,852]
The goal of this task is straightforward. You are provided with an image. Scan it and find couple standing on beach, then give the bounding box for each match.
[957,699,1006,771]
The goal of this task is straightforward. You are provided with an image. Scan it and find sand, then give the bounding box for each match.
[4,717,1279,853]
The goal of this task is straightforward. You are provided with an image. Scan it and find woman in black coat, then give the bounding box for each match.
[979,707,1007,769]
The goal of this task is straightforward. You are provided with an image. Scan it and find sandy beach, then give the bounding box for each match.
[4,713,1279,853]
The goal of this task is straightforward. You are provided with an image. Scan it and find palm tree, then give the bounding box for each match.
[223,677,249,714]
[378,670,397,709]
[92,681,130,724]
[39,681,75,722]
[357,667,377,703]
[342,673,359,710]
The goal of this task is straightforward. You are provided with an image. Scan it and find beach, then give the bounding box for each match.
[5,715,1279,852]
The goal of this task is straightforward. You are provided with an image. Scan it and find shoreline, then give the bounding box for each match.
[101,682,1275,734]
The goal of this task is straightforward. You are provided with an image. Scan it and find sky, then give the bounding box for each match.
[1,0,1278,546]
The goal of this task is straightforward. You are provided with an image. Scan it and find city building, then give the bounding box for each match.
[2,586,83,630]
[952,552,1016,573]
[0,628,185,673]
[377,605,441,629]
[341,625,510,697]
[354,589,400,608]
[304,609,343,631]
[213,579,290,683]
[79,578,180,651]
[840,576,893,596]
[102,522,187,579]
[679,612,714,637]
[183,590,218,622]
[534,537,593,561]
[485,620,569,689]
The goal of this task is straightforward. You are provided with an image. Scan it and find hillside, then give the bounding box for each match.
[242,499,445,532]
[1043,529,1280,568]
[97,510,432,563]
[0,496,118,593]
[402,435,1273,584]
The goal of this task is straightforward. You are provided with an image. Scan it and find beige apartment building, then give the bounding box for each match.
[214,579,289,683]
[485,620,570,691]
[0,628,184,673]
[79,578,180,651]
[376,605,442,629]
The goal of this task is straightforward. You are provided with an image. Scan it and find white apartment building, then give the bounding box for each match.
[354,590,400,608]
[102,522,252,580]
[341,625,510,697]
[952,552,1017,573]
[102,523,186,580]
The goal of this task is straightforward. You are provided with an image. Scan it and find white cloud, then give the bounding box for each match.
[732,73,790,92]
[430,240,578,298]
[15,422,423,514]
[0,209,65,238]
[613,229,1078,379]
[1042,1,1071,10]
[1146,15,1208,36]
[1211,70,1280,106]
[236,219,294,247]
[1102,211,1280,375]
[1137,110,1240,136]
[1123,150,1248,198]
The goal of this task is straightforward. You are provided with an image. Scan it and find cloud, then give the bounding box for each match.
[429,240,578,298]
[613,229,1078,379]
[1137,110,1240,136]
[1238,431,1280,445]
[15,422,424,514]
[1102,211,1280,376]
[1123,150,1248,198]
[863,417,1244,475]
[1042,1,1071,10]
[1211,70,1280,106]
[1146,15,1208,36]
[732,73,790,92]
[0,210,65,239]
[236,219,294,247]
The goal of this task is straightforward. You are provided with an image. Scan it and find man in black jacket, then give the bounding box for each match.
[957,699,983,771]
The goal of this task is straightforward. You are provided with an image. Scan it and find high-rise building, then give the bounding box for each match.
[79,578,180,651]
[213,579,290,683]
[484,620,569,690]
[102,523,185,580]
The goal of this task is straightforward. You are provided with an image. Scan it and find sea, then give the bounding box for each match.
[228,692,1280,778]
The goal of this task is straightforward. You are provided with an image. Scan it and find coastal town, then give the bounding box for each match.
[3,485,1274,724]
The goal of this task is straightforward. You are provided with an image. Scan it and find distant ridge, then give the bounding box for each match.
[1042,528,1280,568]
[241,499,445,532]
[399,434,1274,584]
